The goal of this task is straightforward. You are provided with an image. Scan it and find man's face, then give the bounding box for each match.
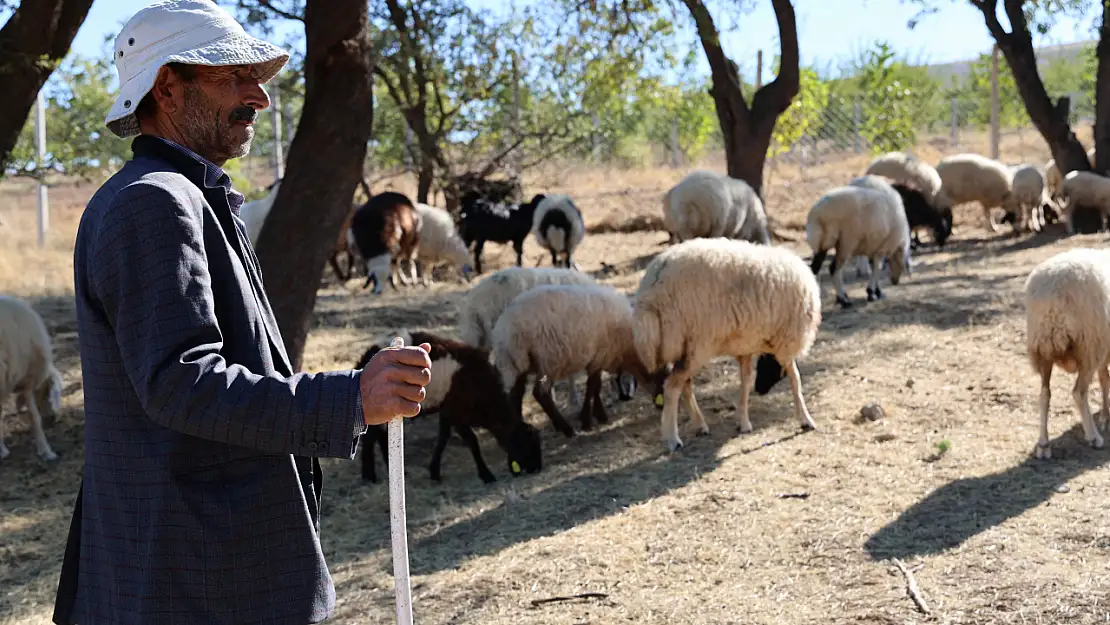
[174,64,268,163]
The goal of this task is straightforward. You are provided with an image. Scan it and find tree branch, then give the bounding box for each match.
[236,0,304,22]
[751,0,800,120]
[970,0,1010,41]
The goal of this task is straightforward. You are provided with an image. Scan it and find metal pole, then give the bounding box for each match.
[990,44,1000,159]
[853,99,861,153]
[271,85,284,181]
[35,90,48,247]
[951,96,958,147]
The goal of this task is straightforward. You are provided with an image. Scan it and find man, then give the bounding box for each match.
[52,1,432,623]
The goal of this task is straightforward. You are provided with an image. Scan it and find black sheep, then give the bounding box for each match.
[892,182,952,249]
[457,194,546,274]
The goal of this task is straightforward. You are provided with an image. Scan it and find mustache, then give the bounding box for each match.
[229,106,257,123]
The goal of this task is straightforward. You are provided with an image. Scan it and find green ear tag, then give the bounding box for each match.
[654,393,665,407]
[511,461,521,474]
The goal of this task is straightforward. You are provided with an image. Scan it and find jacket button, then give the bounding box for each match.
[307,441,318,451]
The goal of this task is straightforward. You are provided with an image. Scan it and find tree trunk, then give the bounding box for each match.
[1093,0,1110,175]
[0,0,95,171]
[416,159,434,203]
[254,0,375,371]
[977,0,1088,174]
[682,0,798,199]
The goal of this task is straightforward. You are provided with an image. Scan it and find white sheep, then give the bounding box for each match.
[1058,170,1110,233]
[1045,146,1096,205]
[864,151,952,211]
[806,178,912,307]
[531,194,585,269]
[632,238,821,452]
[405,202,473,285]
[0,295,62,462]
[492,282,648,437]
[1024,247,1110,459]
[240,180,281,245]
[1010,164,1049,233]
[662,170,771,244]
[458,266,600,408]
[935,153,1014,232]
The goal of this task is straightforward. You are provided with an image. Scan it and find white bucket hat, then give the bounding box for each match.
[105,0,290,138]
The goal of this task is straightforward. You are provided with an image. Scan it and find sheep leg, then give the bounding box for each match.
[1035,361,1053,459]
[786,359,818,432]
[419,261,431,287]
[682,379,708,436]
[735,355,755,433]
[513,239,525,267]
[473,239,486,274]
[533,379,577,438]
[429,417,453,483]
[1071,370,1104,449]
[578,372,600,431]
[1099,366,1110,432]
[454,423,497,484]
[809,250,828,275]
[509,375,529,422]
[984,202,1003,233]
[830,255,852,308]
[566,374,582,410]
[866,256,884,302]
[660,371,689,452]
[550,249,559,267]
[0,412,9,461]
[360,428,383,483]
[24,390,57,462]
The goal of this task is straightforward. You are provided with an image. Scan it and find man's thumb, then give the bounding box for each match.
[418,342,431,354]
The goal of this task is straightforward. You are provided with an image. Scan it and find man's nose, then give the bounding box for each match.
[241,80,270,111]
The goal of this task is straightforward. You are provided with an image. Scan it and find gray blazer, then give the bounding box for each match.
[54,135,366,625]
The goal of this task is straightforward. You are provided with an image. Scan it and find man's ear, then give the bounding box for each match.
[149,66,183,114]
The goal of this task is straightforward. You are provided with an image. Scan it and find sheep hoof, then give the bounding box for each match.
[38,449,59,462]
[1034,443,1052,460]
[736,422,753,434]
[800,421,819,433]
[866,287,883,302]
[696,427,710,438]
[1089,434,1105,450]
[664,438,683,453]
[0,447,9,461]
[480,472,497,484]
[835,295,853,308]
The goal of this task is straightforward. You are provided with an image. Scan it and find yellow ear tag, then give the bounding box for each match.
[654,393,665,407]
[511,461,521,474]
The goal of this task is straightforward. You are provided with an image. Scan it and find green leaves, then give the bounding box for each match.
[770,66,828,157]
[855,41,923,154]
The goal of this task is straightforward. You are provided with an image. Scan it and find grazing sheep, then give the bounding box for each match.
[491,283,650,437]
[531,194,585,268]
[355,329,542,484]
[1024,248,1110,459]
[1010,164,1050,233]
[240,179,281,245]
[935,153,1015,232]
[1059,170,1110,234]
[0,295,62,462]
[406,202,473,285]
[864,151,952,211]
[662,170,771,244]
[350,191,422,294]
[807,178,912,307]
[458,194,545,274]
[631,238,821,452]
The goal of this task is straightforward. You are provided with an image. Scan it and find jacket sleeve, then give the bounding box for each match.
[88,178,366,459]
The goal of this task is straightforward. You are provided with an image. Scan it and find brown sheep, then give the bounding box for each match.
[349,191,421,294]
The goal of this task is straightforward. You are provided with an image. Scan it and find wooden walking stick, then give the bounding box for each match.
[388,335,414,625]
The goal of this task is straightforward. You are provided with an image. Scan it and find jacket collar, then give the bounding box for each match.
[130,134,246,216]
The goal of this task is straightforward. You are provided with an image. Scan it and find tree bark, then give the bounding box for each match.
[0,0,95,171]
[973,0,1089,174]
[254,0,375,371]
[1093,0,1110,175]
[416,159,434,203]
[680,0,798,199]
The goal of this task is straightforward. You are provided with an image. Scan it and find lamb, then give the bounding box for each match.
[1058,170,1110,234]
[240,178,281,245]
[349,191,422,294]
[662,170,771,244]
[531,194,585,269]
[406,202,473,285]
[1010,164,1050,233]
[491,283,650,437]
[631,238,821,452]
[355,329,542,483]
[457,194,545,274]
[807,177,912,307]
[458,266,637,408]
[0,295,63,462]
[934,153,1015,232]
[1024,248,1110,459]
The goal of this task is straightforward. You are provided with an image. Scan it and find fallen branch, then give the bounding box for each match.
[892,558,930,615]
[530,592,609,607]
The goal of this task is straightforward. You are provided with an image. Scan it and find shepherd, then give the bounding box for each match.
[52,1,431,623]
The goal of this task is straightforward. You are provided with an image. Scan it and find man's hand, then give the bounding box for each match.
[360,337,433,426]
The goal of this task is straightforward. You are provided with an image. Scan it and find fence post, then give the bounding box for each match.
[950,96,958,147]
[990,44,1000,159]
[271,84,284,182]
[592,112,600,163]
[853,98,861,154]
[670,116,680,167]
[35,89,48,248]
[755,49,763,91]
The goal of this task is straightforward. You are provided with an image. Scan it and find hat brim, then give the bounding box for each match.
[105,31,290,139]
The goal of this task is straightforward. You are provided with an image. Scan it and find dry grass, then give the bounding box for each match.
[5,128,1110,624]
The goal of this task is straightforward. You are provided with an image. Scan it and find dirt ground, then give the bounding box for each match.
[4,129,1110,624]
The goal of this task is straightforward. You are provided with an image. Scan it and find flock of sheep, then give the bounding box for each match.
[3,145,1110,482]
